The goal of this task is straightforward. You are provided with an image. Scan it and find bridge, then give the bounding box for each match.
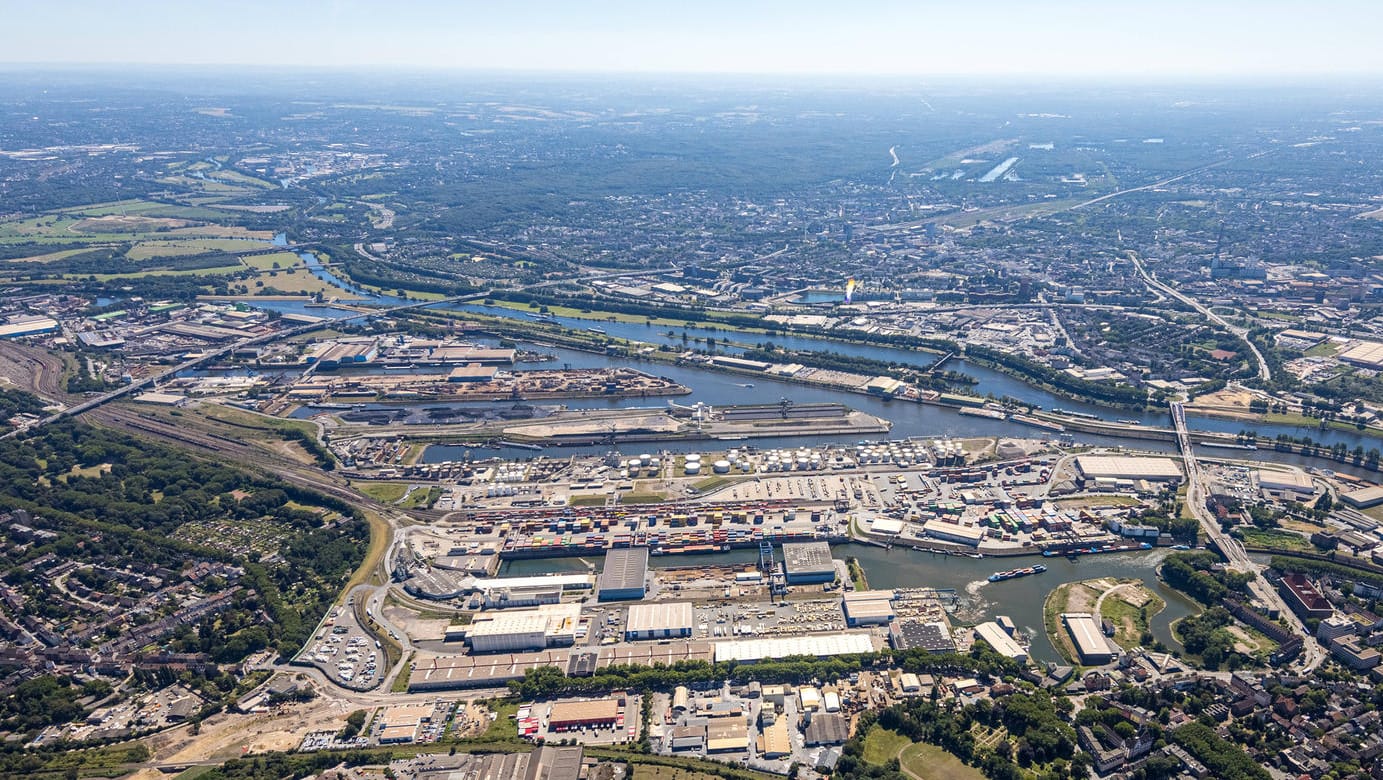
[1169,401,1326,670]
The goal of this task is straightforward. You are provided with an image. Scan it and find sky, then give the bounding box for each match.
[5,0,1383,78]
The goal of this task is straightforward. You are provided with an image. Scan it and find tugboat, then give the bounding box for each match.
[987,563,1048,583]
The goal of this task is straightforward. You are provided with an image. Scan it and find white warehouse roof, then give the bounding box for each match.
[1074,456,1182,481]
[713,633,875,663]
[626,602,694,634]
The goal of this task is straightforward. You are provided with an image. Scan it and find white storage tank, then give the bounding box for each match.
[684,462,702,475]
[713,460,732,474]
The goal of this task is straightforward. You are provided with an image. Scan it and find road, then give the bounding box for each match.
[1168,401,1326,671]
[1131,253,1271,383]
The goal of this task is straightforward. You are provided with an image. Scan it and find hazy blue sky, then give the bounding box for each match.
[6,0,1383,77]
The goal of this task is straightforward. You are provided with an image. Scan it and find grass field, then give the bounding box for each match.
[632,766,724,780]
[357,482,409,504]
[863,727,911,765]
[1234,527,1313,552]
[240,250,302,270]
[245,267,361,298]
[127,237,271,260]
[1099,586,1166,649]
[898,743,984,780]
[3,248,90,264]
[569,495,607,506]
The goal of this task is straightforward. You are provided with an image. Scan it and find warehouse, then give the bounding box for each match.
[1062,613,1118,664]
[804,713,849,746]
[0,316,58,339]
[972,621,1028,663]
[1339,341,1383,370]
[1257,469,1315,496]
[842,591,896,627]
[889,619,956,653]
[758,720,792,758]
[547,699,620,732]
[376,704,435,744]
[669,724,706,752]
[706,717,749,753]
[1341,485,1383,509]
[1074,456,1182,482]
[713,633,875,663]
[625,602,695,640]
[465,603,581,652]
[922,519,986,547]
[448,363,499,382]
[782,541,836,584]
[599,548,649,600]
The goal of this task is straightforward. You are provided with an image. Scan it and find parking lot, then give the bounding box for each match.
[299,596,384,690]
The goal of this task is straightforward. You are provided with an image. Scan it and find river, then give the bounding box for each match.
[239,253,1383,455]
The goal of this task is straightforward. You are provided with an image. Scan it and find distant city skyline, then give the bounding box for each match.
[5,0,1383,78]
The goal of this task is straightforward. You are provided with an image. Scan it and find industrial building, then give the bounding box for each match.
[376,704,435,744]
[706,717,750,753]
[972,621,1028,663]
[525,746,585,780]
[448,363,500,382]
[712,633,876,663]
[922,519,986,547]
[1341,485,1383,509]
[804,713,850,746]
[1074,456,1183,482]
[757,720,792,758]
[625,602,695,640]
[889,619,956,653]
[1257,469,1315,496]
[598,548,649,600]
[782,541,836,584]
[465,603,581,652]
[1062,613,1118,665]
[1339,341,1383,370]
[0,315,58,339]
[842,590,896,627]
[547,699,621,731]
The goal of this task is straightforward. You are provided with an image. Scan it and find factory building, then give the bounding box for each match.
[465,603,581,653]
[1074,456,1183,482]
[1257,469,1315,496]
[1062,613,1118,665]
[447,363,500,382]
[1339,341,1383,370]
[598,547,649,600]
[922,520,986,547]
[842,590,896,627]
[548,699,621,732]
[889,619,956,653]
[712,633,876,663]
[0,315,58,339]
[1341,485,1383,509]
[972,621,1028,663]
[782,541,836,584]
[625,602,695,640]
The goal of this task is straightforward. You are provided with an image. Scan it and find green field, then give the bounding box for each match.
[898,743,984,780]
[240,250,302,270]
[358,482,410,504]
[127,238,271,260]
[632,766,725,780]
[863,727,912,765]
[1234,527,1313,552]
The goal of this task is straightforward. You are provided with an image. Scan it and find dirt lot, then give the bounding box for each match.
[143,695,358,765]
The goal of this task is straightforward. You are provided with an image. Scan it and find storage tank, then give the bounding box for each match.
[713,460,732,474]
[684,462,701,475]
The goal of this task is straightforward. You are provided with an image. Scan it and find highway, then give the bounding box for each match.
[1169,401,1326,670]
[1132,253,1272,383]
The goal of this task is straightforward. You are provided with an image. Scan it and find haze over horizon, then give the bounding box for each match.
[6,0,1383,79]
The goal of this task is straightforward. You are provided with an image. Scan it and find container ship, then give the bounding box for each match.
[987,563,1047,583]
